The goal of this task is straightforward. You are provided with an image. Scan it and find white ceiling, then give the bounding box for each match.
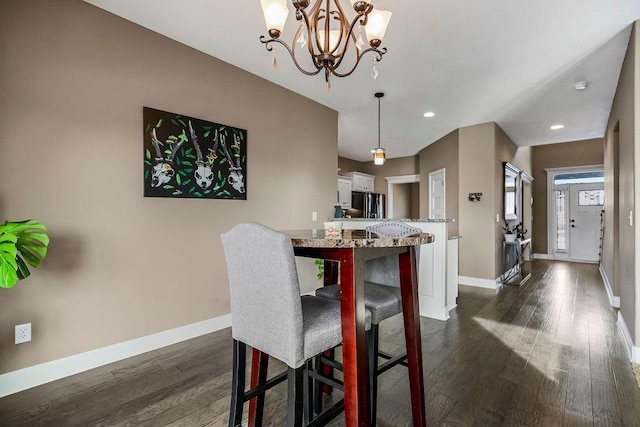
[84,0,640,162]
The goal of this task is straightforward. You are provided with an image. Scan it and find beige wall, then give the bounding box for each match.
[603,21,637,343]
[494,126,520,280]
[0,0,338,374]
[458,123,496,280]
[338,157,365,176]
[530,139,604,254]
[418,129,459,235]
[392,184,413,218]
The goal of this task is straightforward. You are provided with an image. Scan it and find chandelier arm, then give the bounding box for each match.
[331,47,386,78]
[331,9,368,71]
[293,8,323,70]
[260,36,324,76]
[327,0,350,56]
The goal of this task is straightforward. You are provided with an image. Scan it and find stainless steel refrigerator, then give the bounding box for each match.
[349,191,385,219]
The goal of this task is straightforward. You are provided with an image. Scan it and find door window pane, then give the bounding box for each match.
[556,190,567,251]
[578,189,604,206]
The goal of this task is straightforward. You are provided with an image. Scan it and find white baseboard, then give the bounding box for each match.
[617,312,640,363]
[0,314,232,398]
[599,265,620,308]
[458,275,501,290]
[533,253,553,260]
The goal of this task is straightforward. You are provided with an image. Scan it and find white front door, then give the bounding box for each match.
[568,183,603,262]
[429,169,445,219]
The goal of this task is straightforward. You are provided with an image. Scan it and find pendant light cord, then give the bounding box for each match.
[378,95,381,149]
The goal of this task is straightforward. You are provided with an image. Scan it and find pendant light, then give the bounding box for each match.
[371,92,385,165]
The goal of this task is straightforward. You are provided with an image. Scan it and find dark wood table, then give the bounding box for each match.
[250,229,434,427]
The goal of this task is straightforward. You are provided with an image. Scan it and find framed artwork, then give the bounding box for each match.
[143,107,247,200]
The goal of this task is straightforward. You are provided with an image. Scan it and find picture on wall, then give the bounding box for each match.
[143,107,247,200]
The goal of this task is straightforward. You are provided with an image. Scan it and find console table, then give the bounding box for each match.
[502,238,532,285]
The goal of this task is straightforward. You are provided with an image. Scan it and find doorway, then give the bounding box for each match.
[428,168,446,219]
[386,174,420,219]
[547,167,604,262]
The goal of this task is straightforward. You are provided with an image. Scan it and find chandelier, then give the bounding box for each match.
[372,92,385,165]
[259,0,392,90]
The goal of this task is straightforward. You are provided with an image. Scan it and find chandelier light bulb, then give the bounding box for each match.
[365,9,392,45]
[260,0,289,34]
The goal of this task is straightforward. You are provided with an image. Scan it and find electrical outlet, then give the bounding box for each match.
[15,323,31,344]
[312,211,318,221]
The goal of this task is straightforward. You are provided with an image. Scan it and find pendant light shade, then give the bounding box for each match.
[371,92,386,165]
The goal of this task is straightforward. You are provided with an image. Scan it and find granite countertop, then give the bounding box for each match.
[282,229,434,248]
[333,218,456,223]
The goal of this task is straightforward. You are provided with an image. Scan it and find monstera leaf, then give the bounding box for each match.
[0,220,49,288]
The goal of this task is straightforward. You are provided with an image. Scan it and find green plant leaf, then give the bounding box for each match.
[15,256,30,281]
[0,263,18,288]
[176,174,182,185]
[182,179,192,186]
[181,160,192,166]
[178,170,187,176]
[146,149,151,160]
[144,170,150,180]
[163,185,174,190]
[194,192,202,197]
[0,220,49,287]
[178,119,187,128]
[204,131,210,138]
[155,119,163,128]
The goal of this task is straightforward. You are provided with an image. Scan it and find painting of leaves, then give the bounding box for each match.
[143,107,247,200]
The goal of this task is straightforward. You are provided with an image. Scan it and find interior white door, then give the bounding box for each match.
[429,169,445,219]
[569,183,604,262]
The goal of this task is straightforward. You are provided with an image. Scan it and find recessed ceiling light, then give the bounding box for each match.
[550,124,564,130]
[423,112,435,118]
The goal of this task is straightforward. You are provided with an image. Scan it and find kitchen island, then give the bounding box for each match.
[338,218,459,321]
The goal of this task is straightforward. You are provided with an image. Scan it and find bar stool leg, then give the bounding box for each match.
[229,339,246,427]
[367,325,379,426]
[287,367,304,427]
[248,348,269,427]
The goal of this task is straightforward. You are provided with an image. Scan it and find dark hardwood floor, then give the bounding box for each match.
[1,260,639,426]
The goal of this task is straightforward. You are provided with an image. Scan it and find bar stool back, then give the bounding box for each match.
[222,222,346,426]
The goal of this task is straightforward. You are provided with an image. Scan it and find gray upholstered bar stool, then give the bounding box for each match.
[314,221,420,423]
[221,222,367,427]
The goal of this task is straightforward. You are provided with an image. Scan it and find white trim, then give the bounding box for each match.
[428,168,446,219]
[0,314,232,398]
[617,312,640,363]
[458,275,501,290]
[599,264,620,308]
[533,253,554,260]
[385,174,420,218]
[385,174,420,184]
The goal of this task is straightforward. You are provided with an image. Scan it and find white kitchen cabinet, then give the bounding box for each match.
[343,171,375,192]
[337,176,352,208]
